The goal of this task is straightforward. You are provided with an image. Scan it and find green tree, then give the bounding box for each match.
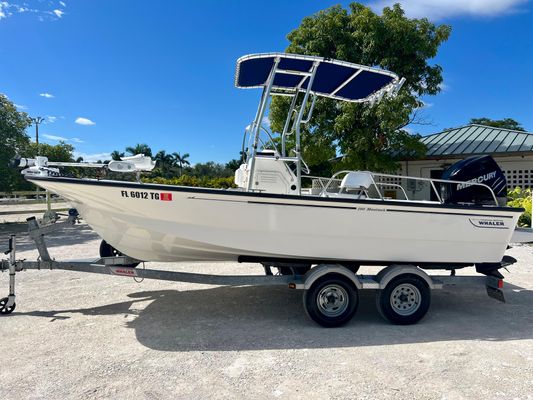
[0,94,32,191]
[172,152,190,176]
[110,150,124,161]
[125,143,152,157]
[469,117,526,131]
[189,161,233,178]
[225,158,242,172]
[154,150,175,176]
[24,141,75,161]
[269,3,451,172]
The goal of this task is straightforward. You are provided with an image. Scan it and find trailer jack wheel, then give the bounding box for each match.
[0,297,16,315]
[376,275,430,325]
[303,275,358,327]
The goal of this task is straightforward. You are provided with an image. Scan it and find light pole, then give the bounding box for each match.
[30,116,45,154]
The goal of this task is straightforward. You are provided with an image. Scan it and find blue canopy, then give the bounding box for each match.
[235,53,400,103]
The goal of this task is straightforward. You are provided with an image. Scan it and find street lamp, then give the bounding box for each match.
[29,116,45,145]
[29,116,45,155]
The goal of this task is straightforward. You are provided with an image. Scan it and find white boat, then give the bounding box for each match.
[19,53,524,275]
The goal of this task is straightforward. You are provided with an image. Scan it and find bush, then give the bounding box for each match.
[143,175,236,189]
[507,187,532,227]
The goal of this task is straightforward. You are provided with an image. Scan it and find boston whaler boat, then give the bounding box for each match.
[4,53,528,326]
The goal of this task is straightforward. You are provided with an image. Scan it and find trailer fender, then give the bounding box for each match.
[300,264,362,290]
[376,265,439,290]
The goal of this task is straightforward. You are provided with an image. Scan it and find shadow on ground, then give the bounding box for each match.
[0,222,100,253]
[12,283,533,351]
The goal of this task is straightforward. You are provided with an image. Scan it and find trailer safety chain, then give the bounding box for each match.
[133,262,146,283]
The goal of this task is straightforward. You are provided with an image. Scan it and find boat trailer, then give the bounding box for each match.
[0,210,508,327]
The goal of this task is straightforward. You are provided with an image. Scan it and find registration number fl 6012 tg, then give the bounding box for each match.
[120,190,173,201]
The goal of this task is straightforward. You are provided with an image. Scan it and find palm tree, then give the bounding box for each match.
[172,152,190,176]
[125,143,152,157]
[110,150,124,161]
[154,150,174,174]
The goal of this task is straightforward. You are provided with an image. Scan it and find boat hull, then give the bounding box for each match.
[27,177,521,265]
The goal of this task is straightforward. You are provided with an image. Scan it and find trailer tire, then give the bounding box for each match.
[303,275,358,327]
[0,297,16,315]
[377,275,430,325]
[99,240,139,268]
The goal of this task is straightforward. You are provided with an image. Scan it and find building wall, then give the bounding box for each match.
[395,155,533,201]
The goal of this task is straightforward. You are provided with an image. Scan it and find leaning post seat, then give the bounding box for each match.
[340,171,373,192]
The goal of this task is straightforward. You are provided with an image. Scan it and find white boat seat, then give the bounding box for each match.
[340,172,373,191]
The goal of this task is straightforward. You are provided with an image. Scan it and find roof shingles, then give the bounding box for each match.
[420,124,533,158]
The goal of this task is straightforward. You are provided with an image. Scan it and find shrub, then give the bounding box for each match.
[507,187,532,227]
[143,175,236,189]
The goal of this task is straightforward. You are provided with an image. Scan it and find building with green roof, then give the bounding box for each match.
[398,124,533,200]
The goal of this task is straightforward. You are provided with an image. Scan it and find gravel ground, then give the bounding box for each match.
[0,221,532,400]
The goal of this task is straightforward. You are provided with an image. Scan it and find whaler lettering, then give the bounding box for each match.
[477,220,504,227]
[470,218,506,229]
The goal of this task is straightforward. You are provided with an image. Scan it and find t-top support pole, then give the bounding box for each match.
[281,91,299,157]
[246,57,281,191]
[294,61,319,195]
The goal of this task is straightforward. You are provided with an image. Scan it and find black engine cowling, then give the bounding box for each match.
[440,155,507,206]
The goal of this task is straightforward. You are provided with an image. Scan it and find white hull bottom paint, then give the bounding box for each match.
[29,178,521,265]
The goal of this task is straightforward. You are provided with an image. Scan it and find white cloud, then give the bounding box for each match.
[46,115,57,123]
[0,2,67,22]
[43,133,85,143]
[39,92,54,98]
[73,151,111,162]
[0,2,10,20]
[42,134,69,141]
[75,117,95,126]
[439,81,449,92]
[367,0,528,19]
[14,103,27,110]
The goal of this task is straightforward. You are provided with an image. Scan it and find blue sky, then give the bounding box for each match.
[1,0,532,163]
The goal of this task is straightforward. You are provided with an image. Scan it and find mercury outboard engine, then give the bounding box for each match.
[440,155,507,206]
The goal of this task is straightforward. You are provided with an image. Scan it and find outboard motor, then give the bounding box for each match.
[440,155,507,206]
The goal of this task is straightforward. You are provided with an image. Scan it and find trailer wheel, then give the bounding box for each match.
[0,297,16,315]
[304,275,358,327]
[377,275,430,325]
[99,240,139,268]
